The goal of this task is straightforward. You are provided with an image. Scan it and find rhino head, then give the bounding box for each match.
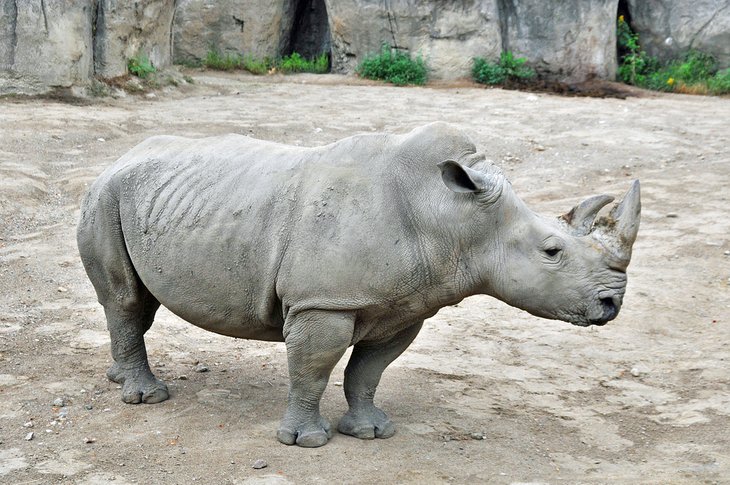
[439,160,641,327]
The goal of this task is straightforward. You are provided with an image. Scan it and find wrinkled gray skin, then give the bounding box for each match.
[77,123,641,448]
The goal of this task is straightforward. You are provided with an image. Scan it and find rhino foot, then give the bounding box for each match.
[337,405,396,439]
[107,362,169,404]
[277,415,332,448]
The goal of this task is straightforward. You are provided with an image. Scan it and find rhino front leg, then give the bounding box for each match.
[277,310,354,448]
[338,322,423,439]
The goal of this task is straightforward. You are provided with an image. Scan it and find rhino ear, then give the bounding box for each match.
[438,160,491,194]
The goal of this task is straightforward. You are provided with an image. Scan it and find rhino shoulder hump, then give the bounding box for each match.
[408,122,475,147]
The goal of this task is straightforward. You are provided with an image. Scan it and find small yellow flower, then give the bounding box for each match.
[619,15,625,23]
[667,77,675,86]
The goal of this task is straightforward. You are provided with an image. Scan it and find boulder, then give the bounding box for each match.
[172,0,297,64]
[628,0,730,69]
[0,0,94,95]
[94,0,176,79]
[325,0,502,80]
[499,0,619,82]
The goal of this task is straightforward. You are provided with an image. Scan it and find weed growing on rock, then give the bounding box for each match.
[356,44,428,86]
[472,52,535,86]
[616,16,660,86]
[128,54,156,79]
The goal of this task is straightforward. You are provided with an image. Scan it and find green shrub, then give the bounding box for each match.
[616,17,728,95]
[128,54,156,79]
[498,51,536,80]
[708,68,730,95]
[356,44,428,86]
[472,58,506,85]
[472,52,535,86]
[671,51,717,84]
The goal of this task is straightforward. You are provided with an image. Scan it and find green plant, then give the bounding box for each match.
[242,55,272,75]
[639,51,718,92]
[356,44,428,86]
[277,52,329,74]
[616,17,660,86]
[708,68,730,95]
[472,51,535,85]
[202,50,328,75]
[617,17,730,96]
[671,50,717,84]
[128,54,156,79]
[498,51,536,80]
[472,57,506,85]
[204,50,242,70]
[312,53,329,73]
[279,52,307,73]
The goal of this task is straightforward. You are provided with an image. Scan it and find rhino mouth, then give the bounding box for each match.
[587,296,621,326]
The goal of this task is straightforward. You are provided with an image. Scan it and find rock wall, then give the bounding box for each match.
[1,0,729,95]
[628,0,730,69]
[0,0,95,94]
[172,0,330,64]
[499,0,618,82]
[172,0,297,64]
[326,0,502,80]
[94,0,177,79]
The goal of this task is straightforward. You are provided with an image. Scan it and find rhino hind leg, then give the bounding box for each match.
[104,300,168,404]
[78,193,168,405]
[338,322,423,440]
[277,310,355,448]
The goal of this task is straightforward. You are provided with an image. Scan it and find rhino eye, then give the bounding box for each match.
[544,247,562,257]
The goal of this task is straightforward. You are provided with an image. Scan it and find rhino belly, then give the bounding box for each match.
[117,162,287,341]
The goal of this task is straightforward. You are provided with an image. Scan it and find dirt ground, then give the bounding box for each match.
[1,72,729,484]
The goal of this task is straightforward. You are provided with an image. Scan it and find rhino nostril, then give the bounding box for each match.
[600,297,618,320]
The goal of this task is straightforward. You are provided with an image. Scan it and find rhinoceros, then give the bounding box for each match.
[77,122,640,447]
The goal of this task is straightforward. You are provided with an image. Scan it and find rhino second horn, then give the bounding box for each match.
[561,194,615,236]
[593,180,641,265]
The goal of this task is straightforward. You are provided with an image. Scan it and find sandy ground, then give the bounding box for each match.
[0,72,729,484]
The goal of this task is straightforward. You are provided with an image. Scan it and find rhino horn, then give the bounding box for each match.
[592,180,641,267]
[560,194,615,236]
